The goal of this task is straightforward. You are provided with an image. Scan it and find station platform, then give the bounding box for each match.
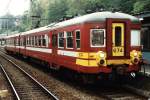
[143,52,150,63]
[141,52,150,75]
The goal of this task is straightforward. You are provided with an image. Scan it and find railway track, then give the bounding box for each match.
[0,48,149,100]
[0,53,59,100]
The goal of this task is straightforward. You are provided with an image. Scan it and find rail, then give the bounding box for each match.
[0,52,59,100]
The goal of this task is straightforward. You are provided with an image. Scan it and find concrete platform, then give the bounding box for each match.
[143,52,150,63]
[141,52,150,76]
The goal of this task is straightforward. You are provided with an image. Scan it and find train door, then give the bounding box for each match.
[112,23,125,56]
[52,32,58,63]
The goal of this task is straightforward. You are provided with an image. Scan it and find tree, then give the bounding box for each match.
[133,0,150,13]
[47,0,68,22]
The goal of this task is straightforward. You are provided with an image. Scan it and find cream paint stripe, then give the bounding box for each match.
[15,46,25,49]
[6,45,15,48]
[26,47,52,53]
[19,46,25,49]
[57,50,77,57]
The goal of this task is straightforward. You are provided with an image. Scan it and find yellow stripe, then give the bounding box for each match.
[89,53,96,59]
[76,59,89,66]
[76,59,98,67]
[89,60,98,66]
[76,59,133,67]
[77,52,89,59]
[107,59,131,65]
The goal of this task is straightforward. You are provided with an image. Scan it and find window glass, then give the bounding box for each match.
[58,32,64,48]
[16,38,18,46]
[29,36,31,46]
[35,36,37,46]
[32,36,34,46]
[26,36,28,45]
[76,31,80,49]
[20,38,22,46]
[67,32,73,48]
[42,35,46,46]
[115,27,121,46]
[23,37,26,46]
[131,30,140,46]
[91,29,104,47]
[45,34,49,47]
[38,36,41,46]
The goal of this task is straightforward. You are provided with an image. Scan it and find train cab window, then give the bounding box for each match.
[66,32,73,48]
[75,30,80,49]
[131,30,141,46]
[58,32,64,48]
[91,29,105,47]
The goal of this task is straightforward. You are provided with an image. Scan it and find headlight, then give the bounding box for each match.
[134,52,138,57]
[100,52,105,58]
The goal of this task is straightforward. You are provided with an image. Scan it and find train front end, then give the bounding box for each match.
[75,12,143,81]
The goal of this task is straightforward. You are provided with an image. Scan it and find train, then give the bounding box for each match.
[4,11,143,83]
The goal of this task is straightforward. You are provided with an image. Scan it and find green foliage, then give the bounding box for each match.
[133,0,150,13]
[1,0,150,34]
[47,0,68,22]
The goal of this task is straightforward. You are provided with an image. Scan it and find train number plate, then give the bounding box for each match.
[112,47,124,56]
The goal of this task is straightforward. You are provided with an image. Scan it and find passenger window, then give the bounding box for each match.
[58,32,64,48]
[75,30,80,49]
[38,36,41,46]
[23,37,26,46]
[35,36,37,46]
[29,36,31,46]
[31,36,34,46]
[66,32,73,48]
[42,35,46,46]
[45,34,49,47]
[91,29,105,47]
[26,37,28,45]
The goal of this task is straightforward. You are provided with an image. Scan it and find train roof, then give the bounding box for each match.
[6,11,140,37]
[0,34,7,39]
[49,11,140,29]
[21,26,48,36]
[6,33,20,38]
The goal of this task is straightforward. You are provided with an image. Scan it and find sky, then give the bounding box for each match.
[0,0,30,16]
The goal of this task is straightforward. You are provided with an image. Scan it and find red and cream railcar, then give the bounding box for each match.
[5,33,20,54]
[5,11,143,81]
[19,27,51,63]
